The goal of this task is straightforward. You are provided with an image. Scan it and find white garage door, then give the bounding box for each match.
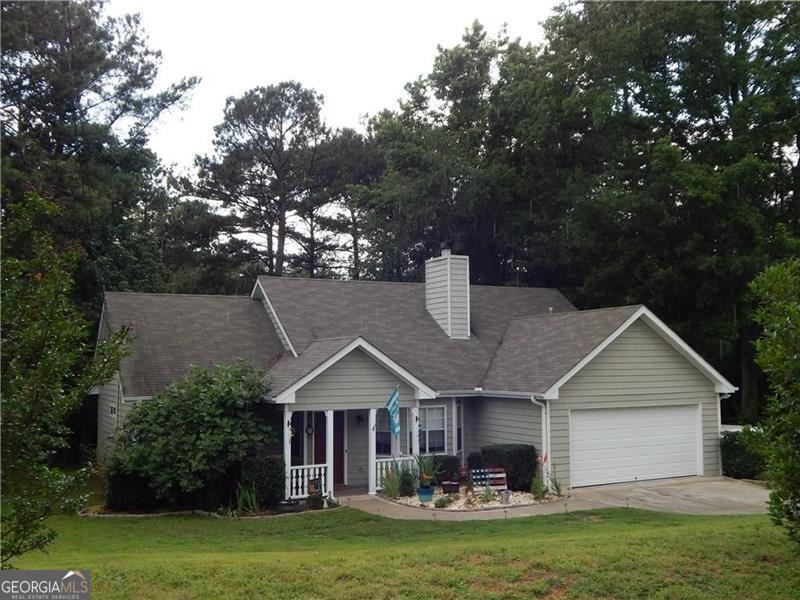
[570,404,700,487]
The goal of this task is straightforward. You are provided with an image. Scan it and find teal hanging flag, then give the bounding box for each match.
[386,387,400,436]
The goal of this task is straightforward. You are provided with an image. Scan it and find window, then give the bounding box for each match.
[419,406,446,454]
[376,409,391,455]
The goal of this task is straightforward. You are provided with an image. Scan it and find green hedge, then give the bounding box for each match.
[720,431,765,480]
[240,452,285,507]
[479,444,538,491]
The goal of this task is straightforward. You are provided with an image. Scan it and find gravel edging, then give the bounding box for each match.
[380,494,565,513]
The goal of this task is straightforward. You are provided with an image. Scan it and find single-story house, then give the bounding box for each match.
[96,248,737,498]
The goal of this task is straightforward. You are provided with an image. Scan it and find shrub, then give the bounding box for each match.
[240,452,285,507]
[434,495,456,509]
[721,431,765,480]
[380,464,402,499]
[105,361,275,509]
[751,258,800,550]
[306,494,324,510]
[480,444,538,491]
[466,452,483,470]
[399,465,415,496]
[530,472,548,500]
[433,454,460,483]
[103,468,159,510]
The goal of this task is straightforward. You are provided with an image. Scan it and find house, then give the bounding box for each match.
[96,248,737,498]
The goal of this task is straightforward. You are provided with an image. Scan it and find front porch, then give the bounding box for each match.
[283,403,461,499]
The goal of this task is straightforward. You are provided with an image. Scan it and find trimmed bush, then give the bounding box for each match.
[480,444,538,491]
[466,452,483,470]
[104,468,159,510]
[721,431,765,480]
[240,452,285,507]
[433,454,460,483]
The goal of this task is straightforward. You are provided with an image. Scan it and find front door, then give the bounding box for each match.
[313,412,345,485]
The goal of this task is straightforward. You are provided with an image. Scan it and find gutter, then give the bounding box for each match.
[530,395,551,488]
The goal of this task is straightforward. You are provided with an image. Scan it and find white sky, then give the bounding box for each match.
[105,0,558,174]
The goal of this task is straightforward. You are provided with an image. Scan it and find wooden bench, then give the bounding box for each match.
[469,467,508,491]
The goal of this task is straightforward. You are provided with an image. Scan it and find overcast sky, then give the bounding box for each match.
[106,0,558,174]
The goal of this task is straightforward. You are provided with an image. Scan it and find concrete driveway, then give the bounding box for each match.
[571,476,769,515]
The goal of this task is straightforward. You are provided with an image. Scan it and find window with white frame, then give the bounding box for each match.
[418,406,446,454]
[376,409,391,455]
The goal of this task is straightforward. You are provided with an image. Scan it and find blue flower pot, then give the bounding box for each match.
[417,486,434,503]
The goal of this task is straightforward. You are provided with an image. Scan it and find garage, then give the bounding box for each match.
[570,404,701,487]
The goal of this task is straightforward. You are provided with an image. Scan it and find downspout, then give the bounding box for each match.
[530,396,550,487]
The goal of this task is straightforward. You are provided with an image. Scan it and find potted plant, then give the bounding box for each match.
[415,455,442,503]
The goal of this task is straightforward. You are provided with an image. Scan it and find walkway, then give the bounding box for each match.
[340,477,769,520]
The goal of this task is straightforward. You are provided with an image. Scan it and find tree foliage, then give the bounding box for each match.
[0,194,129,567]
[105,361,275,506]
[750,259,800,550]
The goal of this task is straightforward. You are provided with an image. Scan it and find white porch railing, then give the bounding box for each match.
[289,464,327,499]
[375,455,417,490]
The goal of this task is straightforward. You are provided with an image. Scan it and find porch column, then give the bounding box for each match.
[410,406,420,456]
[284,409,293,500]
[325,409,334,497]
[368,408,377,495]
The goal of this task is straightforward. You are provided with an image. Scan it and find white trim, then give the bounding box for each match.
[451,397,457,457]
[283,407,293,500]
[253,279,298,358]
[542,306,738,400]
[446,256,452,336]
[325,410,334,496]
[368,408,377,495]
[696,403,704,476]
[272,337,437,403]
[343,410,349,486]
[122,396,152,403]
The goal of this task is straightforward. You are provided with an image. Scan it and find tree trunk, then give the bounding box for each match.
[275,197,286,276]
[350,208,360,280]
[737,324,761,422]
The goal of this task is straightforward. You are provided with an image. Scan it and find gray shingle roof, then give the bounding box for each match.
[103,280,642,400]
[258,276,577,393]
[103,292,283,397]
[482,305,642,393]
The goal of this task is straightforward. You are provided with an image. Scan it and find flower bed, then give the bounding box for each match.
[387,486,559,511]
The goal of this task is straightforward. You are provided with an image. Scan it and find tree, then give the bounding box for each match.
[750,259,800,550]
[0,194,129,567]
[313,128,384,279]
[196,82,326,276]
[1,0,198,313]
[104,361,274,508]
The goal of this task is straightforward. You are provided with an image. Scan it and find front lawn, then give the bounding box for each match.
[15,508,799,599]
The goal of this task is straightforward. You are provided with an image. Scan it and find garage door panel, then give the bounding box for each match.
[571,405,699,487]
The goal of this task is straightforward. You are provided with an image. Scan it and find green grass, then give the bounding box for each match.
[15,508,799,599]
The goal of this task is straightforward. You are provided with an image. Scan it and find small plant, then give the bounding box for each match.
[530,473,548,500]
[234,482,259,515]
[479,485,494,504]
[306,493,324,510]
[434,494,456,509]
[325,494,338,508]
[415,455,443,488]
[380,464,402,499]
[549,462,563,497]
[399,465,415,497]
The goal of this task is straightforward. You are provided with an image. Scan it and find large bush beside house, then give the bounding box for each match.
[104,361,276,509]
[720,431,765,480]
[479,444,538,491]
